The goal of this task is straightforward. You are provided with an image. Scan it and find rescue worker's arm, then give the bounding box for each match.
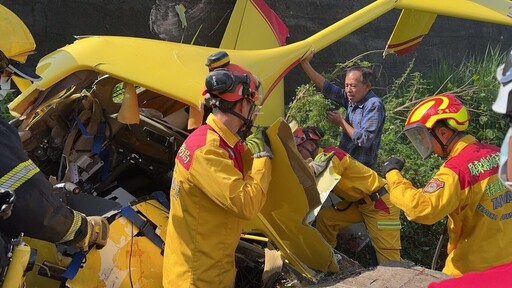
[328,147,385,200]
[385,168,461,224]
[191,148,272,220]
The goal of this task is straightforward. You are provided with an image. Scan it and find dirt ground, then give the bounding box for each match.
[309,261,450,288]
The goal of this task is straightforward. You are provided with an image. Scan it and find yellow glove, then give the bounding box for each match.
[309,151,335,176]
[245,128,273,158]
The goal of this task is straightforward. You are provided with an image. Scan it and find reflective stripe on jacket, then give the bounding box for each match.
[386,135,512,276]
[0,119,87,244]
[163,114,271,288]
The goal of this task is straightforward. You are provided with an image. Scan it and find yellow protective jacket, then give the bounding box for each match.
[317,147,401,263]
[386,135,512,276]
[322,147,386,201]
[163,114,272,288]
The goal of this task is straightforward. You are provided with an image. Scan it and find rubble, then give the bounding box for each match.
[311,261,450,288]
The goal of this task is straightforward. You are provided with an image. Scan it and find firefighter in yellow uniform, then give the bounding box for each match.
[294,127,401,264]
[0,4,108,251]
[163,54,272,287]
[382,94,512,276]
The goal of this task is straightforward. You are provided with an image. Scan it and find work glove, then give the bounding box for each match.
[245,127,273,158]
[381,157,405,176]
[309,151,335,176]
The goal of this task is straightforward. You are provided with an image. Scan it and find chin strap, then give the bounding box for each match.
[217,99,258,140]
[299,143,318,159]
[431,130,459,158]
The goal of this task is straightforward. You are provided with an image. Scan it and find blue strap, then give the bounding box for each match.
[92,121,106,154]
[99,149,110,181]
[62,251,86,280]
[72,106,91,138]
[151,191,170,210]
[120,206,164,250]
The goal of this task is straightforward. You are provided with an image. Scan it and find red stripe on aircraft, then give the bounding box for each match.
[251,0,289,46]
[386,34,425,48]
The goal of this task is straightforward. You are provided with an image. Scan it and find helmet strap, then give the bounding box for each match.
[431,128,459,158]
[299,142,319,159]
[218,98,256,140]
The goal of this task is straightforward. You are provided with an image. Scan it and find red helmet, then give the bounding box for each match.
[405,94,470,131]
[203,63,262,104]
[404,94,470,159]
[293,126,324,145]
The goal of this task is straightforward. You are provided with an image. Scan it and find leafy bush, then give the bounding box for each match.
[0,91,16,121]
[287,46,509,270]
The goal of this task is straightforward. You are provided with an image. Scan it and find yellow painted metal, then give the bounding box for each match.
[220,0,288,126]
[9,0,396,120]
[2,244,30,288]
[240,233,269,242]
[67,200,167,288]
[468,0,512,17]
[386,0,512,56]
[384,10,437,56]
[23,238,67,288]
[244,118,338,282]
[0,4,38,92]
[7,1,512,284]
[0,4,36,62]
[133,199,169,241]
[395,0,512,26]
[8,0,512,119]
[21,200,169,288]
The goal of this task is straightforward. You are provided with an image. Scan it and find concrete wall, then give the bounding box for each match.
[4,0,511,103]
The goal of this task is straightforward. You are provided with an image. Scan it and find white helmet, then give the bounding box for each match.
[492,49,512,114]
[493,48,512,189]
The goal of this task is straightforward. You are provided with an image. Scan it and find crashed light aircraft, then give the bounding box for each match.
[4,0,511,287]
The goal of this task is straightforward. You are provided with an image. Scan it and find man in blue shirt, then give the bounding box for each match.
[300,51,385,169]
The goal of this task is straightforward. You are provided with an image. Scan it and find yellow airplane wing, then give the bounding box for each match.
[384,10,437,56]
[387,0,512,56]
[468,0,512,18]
[394,0,512,25]
[9,0,397,119]
[220,0,289,126]
[221,0,288,49]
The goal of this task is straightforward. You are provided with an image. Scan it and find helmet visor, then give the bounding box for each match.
[404,124,434,159]
[498,49,512,84]
[294,128,321,145]
[499,127,512,190]
[493,50,512,114]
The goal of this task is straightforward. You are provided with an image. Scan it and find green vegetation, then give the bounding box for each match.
[0,91,16,121]
[286,46,509,270]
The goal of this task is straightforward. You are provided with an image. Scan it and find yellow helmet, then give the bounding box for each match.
[405,94,470,131]
[0,5,36,63]
[0,5,41,83]
[404,94,470,159]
